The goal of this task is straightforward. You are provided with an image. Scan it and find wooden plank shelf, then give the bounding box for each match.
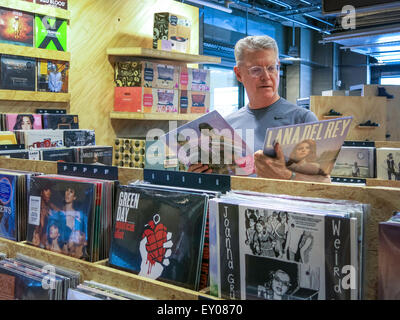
[106,47,221,64]
[110,111,202,121]
[1,0,70,20]
[0,43,71,61]
[0,90,70,102]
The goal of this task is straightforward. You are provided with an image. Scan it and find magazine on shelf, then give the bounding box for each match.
[156,110,254,175]
[108,184,209,291]
[263,116,353,176]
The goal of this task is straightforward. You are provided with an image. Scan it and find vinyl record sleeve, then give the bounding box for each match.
[40,148,75,162]
[263,117,353,176]
[26,176,96,261]
[331,146,375,178]
[0,55,36,91]
[0,173,18,241]
[376,147,400,180]
[109,185,208,290]
[35,15,67,51]
[42,114,78,130]
[0,8,34,47]
[5,113,43,130]
[63,130,95,147]
[79,146,113,166]
[159,110,254,175]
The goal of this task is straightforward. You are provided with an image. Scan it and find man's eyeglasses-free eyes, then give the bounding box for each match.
[247,65,280,78]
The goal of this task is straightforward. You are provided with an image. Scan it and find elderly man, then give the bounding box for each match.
[190,35,330,183]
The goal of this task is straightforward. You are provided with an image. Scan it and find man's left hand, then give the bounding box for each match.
[254,142,293,180]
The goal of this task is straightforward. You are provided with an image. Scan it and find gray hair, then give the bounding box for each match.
[234,35,279,64]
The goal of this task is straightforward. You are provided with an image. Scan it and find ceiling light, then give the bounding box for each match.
[185,0,232,13]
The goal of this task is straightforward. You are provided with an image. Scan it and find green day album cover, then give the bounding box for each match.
[208,198,359,300]
[108,185,208,291]
[35,15,67,51]
[157,110,254,176]
[26,176,95,261]
[0,173,17,241]
[263,117,353,177]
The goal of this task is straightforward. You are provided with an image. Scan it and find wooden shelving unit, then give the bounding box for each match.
[107,47,221,65]
[1,0,70,20]
[110,111,202,121]
[0,43,71,61]
[0,90,70,102]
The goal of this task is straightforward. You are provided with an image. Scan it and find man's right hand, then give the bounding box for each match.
[187,163,213,174]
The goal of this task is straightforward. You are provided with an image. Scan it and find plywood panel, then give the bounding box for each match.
[310,96,387,141]
[69,0,199,147]
[357,84,400,141]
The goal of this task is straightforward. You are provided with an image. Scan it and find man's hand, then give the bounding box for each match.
[254,143,292,180]
[187,163,213,174]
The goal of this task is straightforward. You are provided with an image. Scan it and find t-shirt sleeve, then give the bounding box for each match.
[303,110,318,123]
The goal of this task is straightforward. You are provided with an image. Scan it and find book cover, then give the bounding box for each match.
[0,8,34,47]
[26,176,96,261]
[79,146,113,166]
[158,110,254,175]
[263,117,353,176]
[376,147,400,180]
[5,114,43,130]
[0,55,36,91]
[210,198,358,300]
[108,185,208,291]
[63,130,95,147]
[35,15,67,51]
[331,146,375,178]
[37,59,69,93]
[42,114,78,129]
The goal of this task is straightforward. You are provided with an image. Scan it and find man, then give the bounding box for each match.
[190,35,330,183]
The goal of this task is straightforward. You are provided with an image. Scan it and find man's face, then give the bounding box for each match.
[234,48,280,109]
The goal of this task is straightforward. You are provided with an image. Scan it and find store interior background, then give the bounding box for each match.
[63,0,400,146]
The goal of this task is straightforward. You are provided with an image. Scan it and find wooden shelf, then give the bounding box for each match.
[0,43,71,61]
[110,111,202,121]
[106,47,221,65]
[0,90,70,102]
[1,0,70,20]
[0,238,215,300]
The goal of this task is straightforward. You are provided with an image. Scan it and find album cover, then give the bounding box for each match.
[41,147,75,162]
[209,198,358,300]
[0,173,18,241]
[0,55,36,91]
[376,147,400,180]
[35,15,67,51]
[0,132,17,145]
[16,129,64,149]
[0,8,34,47]
[26,176,96,260]
[63,130,95,147]
[37,59,69,93]
[78,146,113,166]
[108,185,208,290]
[42,114,78,130]
[5,114,43,130]
[158,110,254,175]
[263,117,353,177]
[331,146,376,178]
[36,0,68,10]
[0,150,29,159]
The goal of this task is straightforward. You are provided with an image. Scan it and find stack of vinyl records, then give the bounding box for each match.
[67,280,150,300]
[0,253,80,300]
[209,190,369,300]
[0,168,42,241]
[26,174,116,262]
[108,183,220,291]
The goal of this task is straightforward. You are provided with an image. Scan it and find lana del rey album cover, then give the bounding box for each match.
[108,185,208,291]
